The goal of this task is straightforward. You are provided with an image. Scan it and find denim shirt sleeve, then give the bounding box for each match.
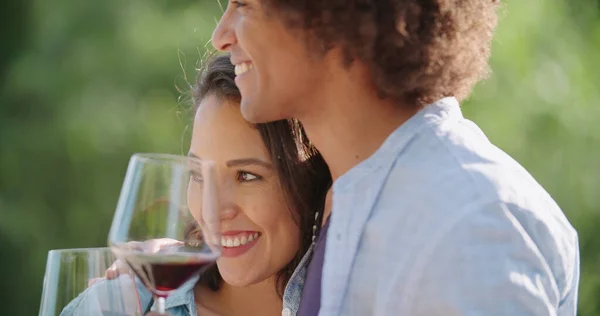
[59,275,197,316]
[393,202,580,315]
[59,276,151,316]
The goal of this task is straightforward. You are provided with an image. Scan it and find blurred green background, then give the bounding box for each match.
[0,0,598,314]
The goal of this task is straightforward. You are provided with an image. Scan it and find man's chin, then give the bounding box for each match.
[240,98,286,124]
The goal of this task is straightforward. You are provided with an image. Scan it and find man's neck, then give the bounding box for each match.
[299,81,418,181]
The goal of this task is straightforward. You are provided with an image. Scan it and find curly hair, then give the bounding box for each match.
[263,0,501,106]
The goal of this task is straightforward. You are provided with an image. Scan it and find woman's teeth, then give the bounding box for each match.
[234,63,253,76]
[221,232,260,248]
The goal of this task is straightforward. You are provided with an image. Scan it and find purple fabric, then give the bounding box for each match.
[297,216,331,316]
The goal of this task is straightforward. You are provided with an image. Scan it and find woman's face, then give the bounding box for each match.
[188,94,300,287]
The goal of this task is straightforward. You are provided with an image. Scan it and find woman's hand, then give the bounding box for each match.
[105,258,132,279]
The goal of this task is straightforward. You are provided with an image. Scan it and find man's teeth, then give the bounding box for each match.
[234,63,253,76]
[221,233,260,248]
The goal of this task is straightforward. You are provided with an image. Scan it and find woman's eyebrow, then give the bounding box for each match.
[188,153,272,169]
[226,158,272,169]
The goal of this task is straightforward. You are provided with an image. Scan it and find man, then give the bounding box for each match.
[211,1,580,315]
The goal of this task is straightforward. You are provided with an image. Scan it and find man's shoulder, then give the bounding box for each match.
[381,115,555,210]
[373,116,577,252]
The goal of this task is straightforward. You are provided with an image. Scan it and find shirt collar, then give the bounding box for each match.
[333,97,461,191]
[164,275,199,310]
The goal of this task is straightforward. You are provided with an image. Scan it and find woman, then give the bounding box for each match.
[61,54,331,315]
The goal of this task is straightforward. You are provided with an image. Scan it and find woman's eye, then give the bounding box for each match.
[237,171,259,182]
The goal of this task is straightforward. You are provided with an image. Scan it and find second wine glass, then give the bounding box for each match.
[108,153,220,314]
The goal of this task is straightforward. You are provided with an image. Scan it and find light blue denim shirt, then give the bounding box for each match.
[282,243,314,315]
[317,97,580,316]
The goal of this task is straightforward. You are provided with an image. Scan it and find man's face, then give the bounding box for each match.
[211,0,331,123]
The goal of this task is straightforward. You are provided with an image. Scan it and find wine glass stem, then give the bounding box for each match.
[157,296,166,314]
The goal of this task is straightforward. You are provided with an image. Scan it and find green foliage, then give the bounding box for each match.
[0,0,598,314]
[0,0,221,314]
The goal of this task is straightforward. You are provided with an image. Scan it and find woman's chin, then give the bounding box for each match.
[221,275,255,287]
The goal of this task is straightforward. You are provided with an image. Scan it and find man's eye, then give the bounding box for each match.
[231,0,247,8]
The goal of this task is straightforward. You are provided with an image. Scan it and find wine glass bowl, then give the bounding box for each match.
[108,153,220,313]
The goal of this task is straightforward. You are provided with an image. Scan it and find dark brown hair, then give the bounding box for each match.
[190,53,331,296]
[263,0,500,107]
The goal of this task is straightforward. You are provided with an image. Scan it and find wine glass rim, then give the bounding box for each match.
[132,153,205,165]
[48,247,111,254]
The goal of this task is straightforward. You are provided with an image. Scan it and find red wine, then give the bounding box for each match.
[112,246,218,297]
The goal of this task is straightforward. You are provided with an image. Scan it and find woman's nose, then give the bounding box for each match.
[219,202,239,221]
[217,183,240,221]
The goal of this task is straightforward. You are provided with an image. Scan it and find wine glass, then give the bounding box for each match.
[39,247,142,316]
[108,153,221,314]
